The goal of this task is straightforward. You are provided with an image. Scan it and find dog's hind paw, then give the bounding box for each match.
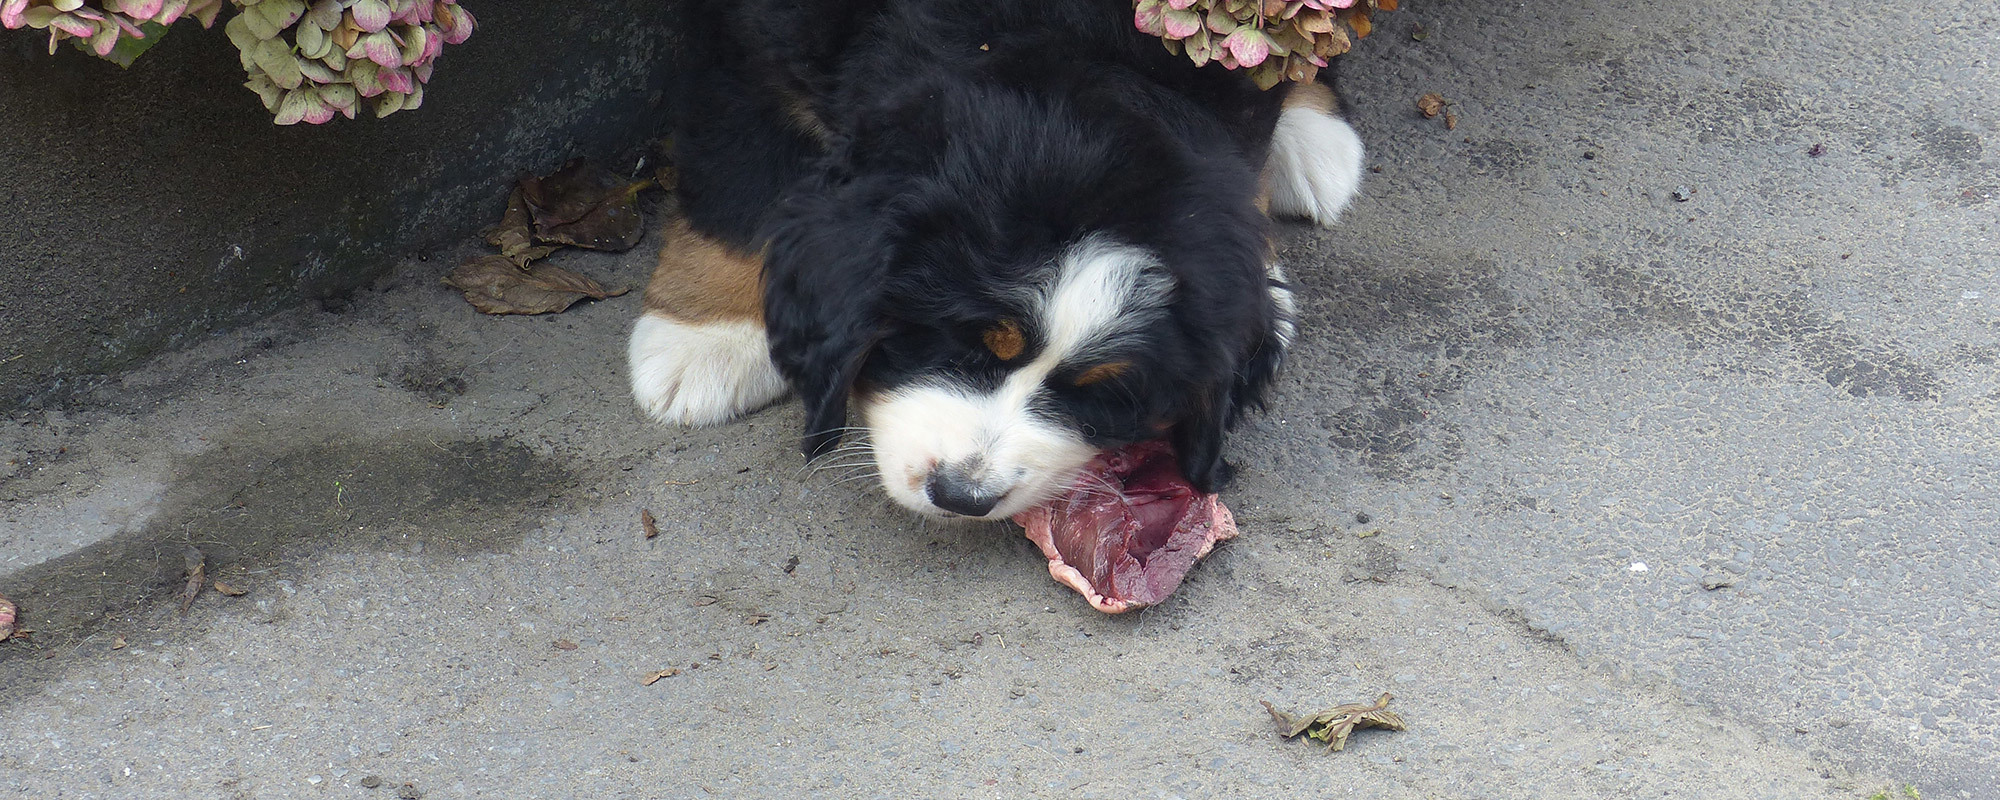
[628,313,788,427]
[1266,108,1365,228]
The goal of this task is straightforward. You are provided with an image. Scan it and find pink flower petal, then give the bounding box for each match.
[421,27,442,61]
[1161,8,1200,39]
[90,22,118,55]
[154,0,188,25]
[349,0,390,33]
[436,4,472,44]
[377,65,413,94]
[1132,0,1165,37]
[50,13,96,37]
[303,101,336,124]
[1222,28,1270,68]
[356,29,402,67]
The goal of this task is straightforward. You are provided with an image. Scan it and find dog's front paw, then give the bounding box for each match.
[628,313,788,427]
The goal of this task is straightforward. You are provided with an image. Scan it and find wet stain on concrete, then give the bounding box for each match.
[1580,257,1942,401]
[1910,118,1984,171]
[392,357,472,405]
[1291,252,1524,477]
[0,429,570,673]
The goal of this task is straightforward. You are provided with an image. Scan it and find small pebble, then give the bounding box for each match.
[360,775,382,789]
[1355,512,1372,524]
[1672,186,1695,202]
[397,785,422,800]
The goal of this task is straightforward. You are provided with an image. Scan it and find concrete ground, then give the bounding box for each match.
[3,0,1995,797]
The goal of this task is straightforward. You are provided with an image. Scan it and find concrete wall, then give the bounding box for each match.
[0,2,678,410]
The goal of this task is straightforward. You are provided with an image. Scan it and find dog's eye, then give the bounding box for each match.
[1072,362,1130,386]
[982,319,1025,361]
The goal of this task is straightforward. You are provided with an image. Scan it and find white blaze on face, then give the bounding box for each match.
[863,235,1175,519]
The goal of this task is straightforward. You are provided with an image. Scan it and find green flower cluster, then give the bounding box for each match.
[2,0,475,124]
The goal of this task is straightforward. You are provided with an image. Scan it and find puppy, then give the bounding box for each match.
[629,0,1364,520]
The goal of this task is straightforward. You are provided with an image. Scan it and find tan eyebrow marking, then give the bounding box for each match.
[1072,361,1130,386]
[983,319,1026,361]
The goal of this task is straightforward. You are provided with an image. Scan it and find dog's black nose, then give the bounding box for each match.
[927,470,1004,517]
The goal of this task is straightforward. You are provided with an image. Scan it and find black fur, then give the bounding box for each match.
[672,0,1296,493]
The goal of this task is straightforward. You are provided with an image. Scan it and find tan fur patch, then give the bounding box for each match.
[642,216,764,324]
[1072,362,1130,386]
[983,319,1026,361]
[1283,80,1337,114]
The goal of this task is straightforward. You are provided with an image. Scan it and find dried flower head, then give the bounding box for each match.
[1133,0,1393,88]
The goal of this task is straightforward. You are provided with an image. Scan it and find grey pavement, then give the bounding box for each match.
[3,0,1995,798]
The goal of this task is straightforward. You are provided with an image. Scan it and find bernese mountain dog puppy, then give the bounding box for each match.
[629,0,1364,521]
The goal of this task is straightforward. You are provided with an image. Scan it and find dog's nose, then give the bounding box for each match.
[926,469,1005,517]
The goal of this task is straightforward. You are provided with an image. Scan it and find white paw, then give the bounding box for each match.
[1267,107,1365,227]
[628,313,788,427]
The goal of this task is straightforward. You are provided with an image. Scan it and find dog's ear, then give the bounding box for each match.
[761,178,904,458]
[1174,270,1291,494]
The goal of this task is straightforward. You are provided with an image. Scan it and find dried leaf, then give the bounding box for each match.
[0,594,15,642]
[1250,61,1285,90]
[442,255,629,315]
[1261,700,1318,737]
[1296,8,1335,34]
[641,508,660,539]
[641,668,682,686]
[518,159,650,252]
[1417,92,1447,118]
[554,639,578,651]
[213,581,248,597]
[179,547,206,615]
[482,187,556,266]
[1444,112,1459,130]
[111,636,127,650]
[1345,7,1373,38]
[1262,693,1407,753]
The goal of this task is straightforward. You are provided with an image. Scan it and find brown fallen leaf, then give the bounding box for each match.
[519,159,650,252]
[1262,693,1408,752]
[442,255,629,315]
[213,581,248,597]
[1416,92,1447,118]
[179,547,206,615]
[641,508,659,539]
[641,668,682,686]
[744,613,771,626]
[111,636,127,650]
[1444,112,1459,130]
[554,639,578,651]
[484,187,561,266]
[0,594,15,642]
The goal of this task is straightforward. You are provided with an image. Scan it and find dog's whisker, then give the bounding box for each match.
[809,462,880,478]
[827,471,885,488]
